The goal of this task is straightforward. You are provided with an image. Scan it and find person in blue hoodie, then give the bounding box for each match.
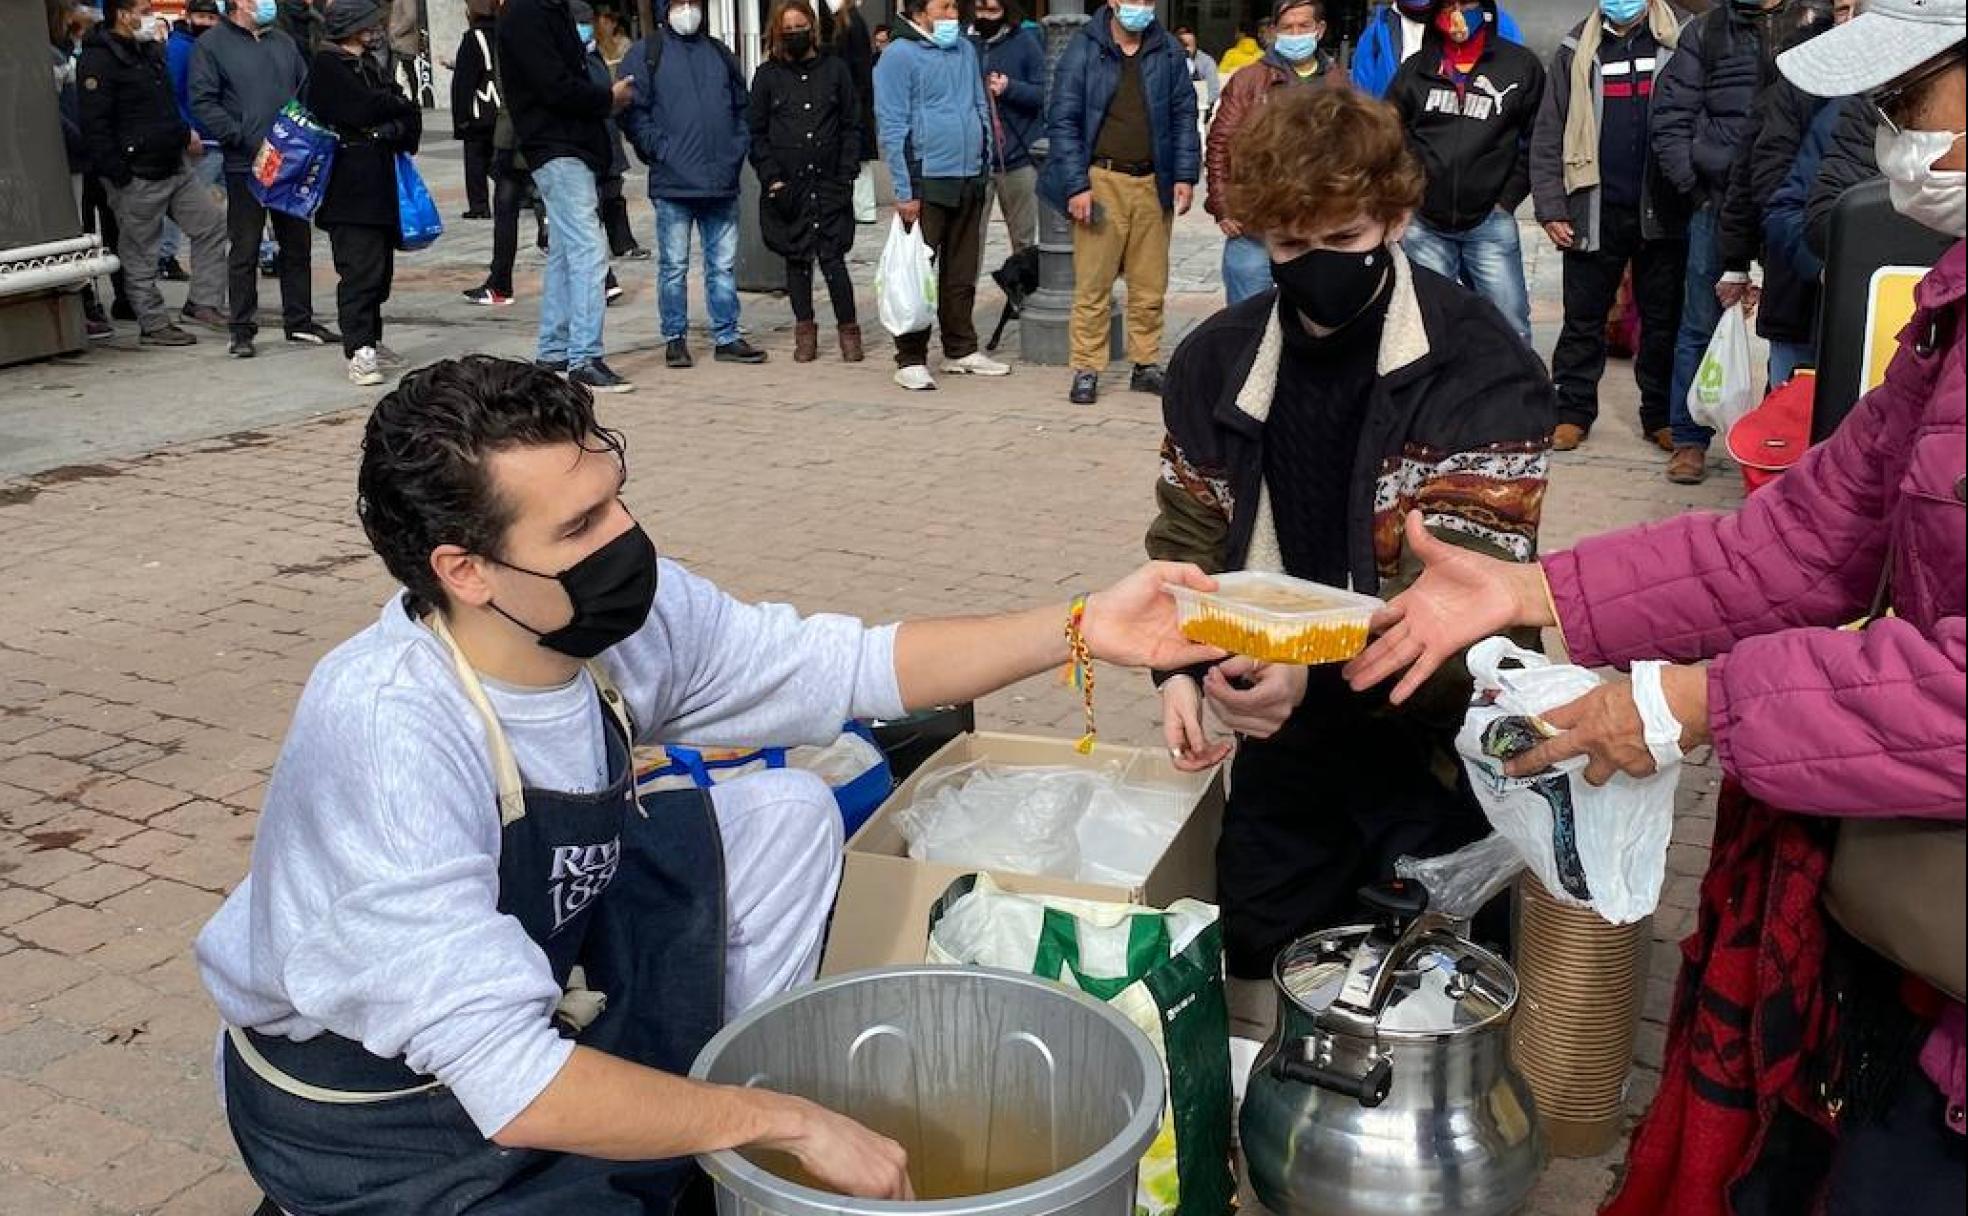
[971,0,1044,255]
[620,0,769,368]
[1351,0,1525,98]
[1040,2,1199,406]
[158,0,223,281]
[873,0,1010,391]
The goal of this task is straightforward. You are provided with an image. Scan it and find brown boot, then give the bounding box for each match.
[793,320,819,363]
[1650,427,1675,453]
[1667,445,1709,485]
[1552,423,1588,452]
[837,321,865,363]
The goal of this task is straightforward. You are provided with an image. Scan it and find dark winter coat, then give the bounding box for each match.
[1529,16,1689,253]
[1649,3,1769,206]
[1388,6,1544,234]
[1804,99,1878,263]
[820,4,877,162]
[975,23,1045,172]
[749,51,861,261]
[496,0,614,176]
[619,14,751,201]
[278,0,322,57]
[307,45,421,230]
[77,27,190,186]
[1719,75,1824,344]
[449,16,500,139]
[1040,8,1199,214]
[1764,96,1846,284]
[189,18,311,176]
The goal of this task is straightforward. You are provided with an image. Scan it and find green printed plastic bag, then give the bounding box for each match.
[927,875,1234,1216]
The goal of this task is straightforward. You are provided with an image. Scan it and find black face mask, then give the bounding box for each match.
[487,523,660,659]
[783,29,814,56]
[1270,243,1392,331]
[975,16,1003,36]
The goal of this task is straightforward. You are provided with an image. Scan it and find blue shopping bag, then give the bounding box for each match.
[394,153,444,252]
[249,101,337,220]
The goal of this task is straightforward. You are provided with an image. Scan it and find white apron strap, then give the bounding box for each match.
[425,612,530,826]
[224,1025,443,1105]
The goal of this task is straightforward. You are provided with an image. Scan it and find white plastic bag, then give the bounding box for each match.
[875,215,937,336]
[1453,638,1680,924]
[1687,305,1758,435]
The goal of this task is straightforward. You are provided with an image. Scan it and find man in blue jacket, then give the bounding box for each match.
[159,0,223,283]
[874,0,1011,391]
[972,0,1044,254]
[1351,0,1526,98]
[1041,2,1198,405]
[621,0,769,368]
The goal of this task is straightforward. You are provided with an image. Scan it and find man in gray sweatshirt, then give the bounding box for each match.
[190,0,335,356]
[197,355,1222,1211]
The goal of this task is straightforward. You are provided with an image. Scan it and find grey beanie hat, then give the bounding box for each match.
[322,0,387,42]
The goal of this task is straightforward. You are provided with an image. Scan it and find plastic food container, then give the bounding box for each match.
[1168,572,1383,665]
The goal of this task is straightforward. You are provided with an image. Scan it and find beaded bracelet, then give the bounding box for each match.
[1064,593,1096,755]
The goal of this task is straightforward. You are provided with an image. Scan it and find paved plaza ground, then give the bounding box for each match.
[1,146,1741,1213]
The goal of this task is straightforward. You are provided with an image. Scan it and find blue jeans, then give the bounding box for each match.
[1400,210,1532,344]
[1223,234,1273,304]
[1669,204,1722,449]
[1768,339,1814,387]
[532,157,608,369]
[656,197,741,346]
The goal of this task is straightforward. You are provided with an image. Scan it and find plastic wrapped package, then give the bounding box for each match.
[1395,834,1527,924]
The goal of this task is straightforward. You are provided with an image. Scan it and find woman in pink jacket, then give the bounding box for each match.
[1344,7,1966,1211]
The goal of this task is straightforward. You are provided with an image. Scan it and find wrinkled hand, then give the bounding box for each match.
[1068,190,1095,224]
[1218,217,1243,238]
[1203,656,1306,739]
[1543,220,1574,250]
[1503,665,1709,786]
[1343,511,1554,704]
[987,71,1009,96]
[771,1097,914,1200]
[1715,279,1760,315]
[896,198,922,228]
[611,76,635,111]
[1162,675,1232,771]
[1081,562,1226,671]
[1174,182,1194,216]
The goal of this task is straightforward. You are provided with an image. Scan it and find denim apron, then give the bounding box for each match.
[223,615,726,1214]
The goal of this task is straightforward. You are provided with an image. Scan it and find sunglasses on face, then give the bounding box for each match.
[1866,50,1965,135]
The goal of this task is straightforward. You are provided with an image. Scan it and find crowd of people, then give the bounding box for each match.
[48,0,1915,487]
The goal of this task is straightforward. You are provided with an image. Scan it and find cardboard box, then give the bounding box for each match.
[820,731,1226,975]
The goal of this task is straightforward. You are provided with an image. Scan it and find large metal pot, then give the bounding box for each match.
[1240,881,1544,1216]
[691,965,1166,1216]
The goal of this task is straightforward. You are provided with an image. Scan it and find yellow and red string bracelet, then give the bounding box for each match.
[1063,593,1096,754]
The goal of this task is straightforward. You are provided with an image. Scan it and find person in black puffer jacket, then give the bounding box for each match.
[77,0,229,345]
[1387,0,1545,346]
[750,0,864,364]
[1649,0,1787,480]
[307,0,419,385]
[1714,0,1843,390]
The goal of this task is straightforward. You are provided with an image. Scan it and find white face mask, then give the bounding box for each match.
[668,3,703,35]
[826,0,847,12]
[1875,123,1967,238]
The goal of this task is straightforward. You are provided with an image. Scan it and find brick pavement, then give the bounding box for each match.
[1,149,1740,1213]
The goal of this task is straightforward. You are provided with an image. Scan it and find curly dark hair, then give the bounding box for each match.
[356,356,627,616]
[1228,86,1423,236]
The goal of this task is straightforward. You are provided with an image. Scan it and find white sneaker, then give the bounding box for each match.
[941,351,1011,377]
[894,365,938,391]
[348,346,385,387]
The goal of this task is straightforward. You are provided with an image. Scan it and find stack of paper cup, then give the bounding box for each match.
[1510,875,1653,1157]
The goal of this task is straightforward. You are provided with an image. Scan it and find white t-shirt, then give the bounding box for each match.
[195,559,902,1138]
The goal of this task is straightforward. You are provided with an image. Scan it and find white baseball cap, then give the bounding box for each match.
[1778,0,1967,97]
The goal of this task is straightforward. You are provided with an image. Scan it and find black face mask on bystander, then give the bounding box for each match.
[1270,244,1392,331]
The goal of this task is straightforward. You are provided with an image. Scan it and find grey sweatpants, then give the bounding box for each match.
[106,156,227,333]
